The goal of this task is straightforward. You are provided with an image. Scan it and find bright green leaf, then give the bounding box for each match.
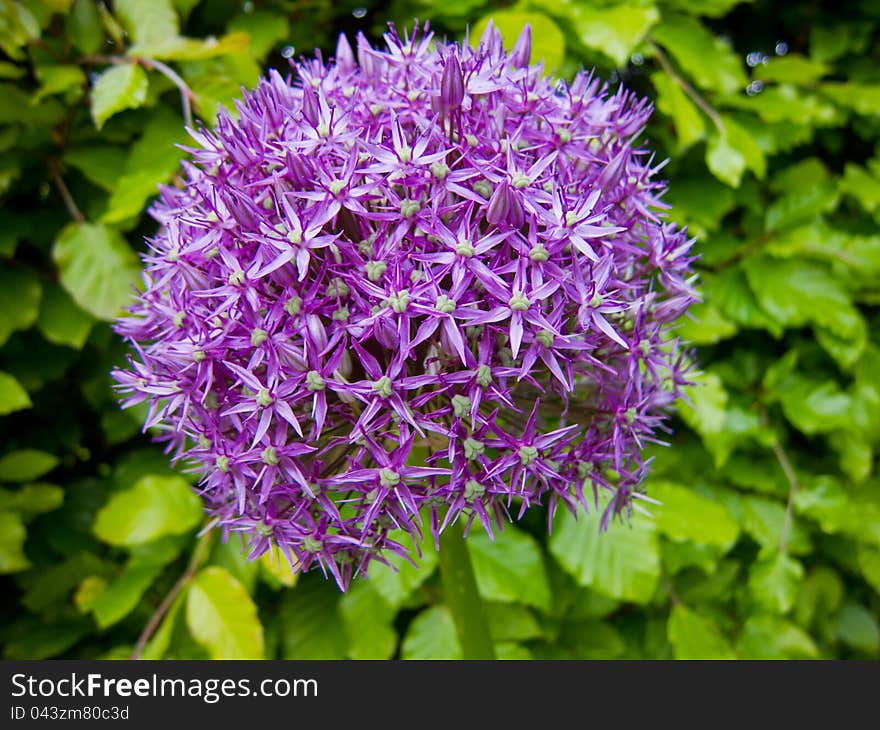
[471,11,565,72]
[279,577,348,659]
[401,605,461,660]
[649,481,739,548]
[0,449,58,482]
[90,63,149,129]
[52,222,141,321]
[186,566,264,659]
[93,475,202,546]
[550,506,660,604]
[468,525,551,610]
[0,370,31,415]
[748,552,803,614]
[668,604,736,659]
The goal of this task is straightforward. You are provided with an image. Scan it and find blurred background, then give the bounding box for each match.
[0,0,878,659]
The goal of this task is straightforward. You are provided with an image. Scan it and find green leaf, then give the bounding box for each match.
[140,590,185,660]
[186,566,264,659]
[795,566,844,627]
[0,265,40,346]
[858,544,880,595]
[741,495,811,556]
[228,10,290,60]
[101,107,188,225]
[472,11,565,72]
[651,13,746,93]
[667,604,736,659]
[63,145,128,192]
[737,616,819,659]
[0,449,58,482]
[467,524,551,610]
[550,506,660,603]
[820,82,880,116]
[676,301,737,345]
[743,255,861,338]
[339,581,397,660]
[52,222,141,321]
[754,54,828,85]
[114,0,179,47]
[37,283,94,349]
[485,602,543,642]
[367,530,437,609]
[93,475,202,546]
[128,33,250,62]
[3,619,90,659]
[66,0,104,54]
[91,537,184,628]
[34,64,86,102]
[710,266,783,335]
[0,483,63,516]
[648,481,739,548]
[0,510,29,573]
[279,576,348,659]
[835,604,879,653]
[748,552,803,614]
[401,605,461,660]
[652,71,706,150]
[90,63,149,129]
[570,4,658,67]
[706,118,765,187]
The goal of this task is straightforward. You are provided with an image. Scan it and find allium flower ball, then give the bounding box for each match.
[114,23,697,589]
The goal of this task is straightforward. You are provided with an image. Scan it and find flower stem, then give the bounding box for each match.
[438,519,495,660]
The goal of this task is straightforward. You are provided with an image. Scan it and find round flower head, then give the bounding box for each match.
[114,23,697,589]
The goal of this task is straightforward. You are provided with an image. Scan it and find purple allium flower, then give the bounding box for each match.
[113,23,697,589]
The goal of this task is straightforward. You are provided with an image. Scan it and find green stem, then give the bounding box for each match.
[438,519,495,660]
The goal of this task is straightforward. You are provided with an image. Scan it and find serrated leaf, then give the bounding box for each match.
[649,481,739,548]
[550,506,660,604]
[668,604,736,659]
[186,566,264,659]
[0,265,40,346]
[93,475,202,546]
[0,371,31,415]
[37,283,94,349]
[52,222,141,321]
[737,615,818,659]
[467,525,550,610]
[748,552,803,614]
[401,605,461,660]
[90,63,149,129]
[0,449,58,482]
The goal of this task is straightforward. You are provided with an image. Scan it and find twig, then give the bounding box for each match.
[50,171,84,223]
[647,38,726,136]
[80,55,195,128]
[131,527,214,660]
[759,407,799,554]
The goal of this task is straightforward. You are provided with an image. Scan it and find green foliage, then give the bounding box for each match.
[1,0,878,661]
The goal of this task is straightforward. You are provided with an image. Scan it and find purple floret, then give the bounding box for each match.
[113,23,697,589]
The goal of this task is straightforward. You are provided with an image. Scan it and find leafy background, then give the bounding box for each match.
[1,0,878,660]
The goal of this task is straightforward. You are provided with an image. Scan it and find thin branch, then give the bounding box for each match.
[131,527,214,660]
[50,171,84,223]
[647,38,726,136]
[759,407,799,554]
[80,55,195,128]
